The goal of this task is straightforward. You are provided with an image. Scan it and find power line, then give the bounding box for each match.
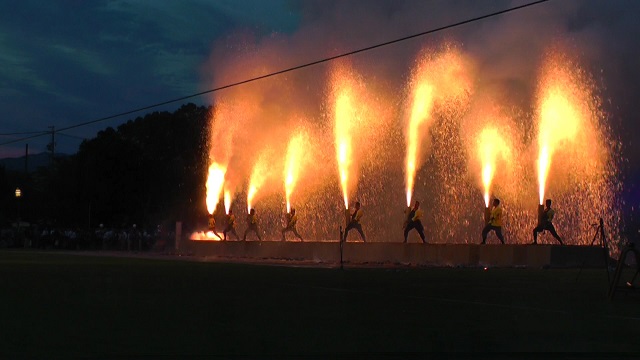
[0,0,550,147]
[1,132,51,145]
[57,132,87,141]
[0,131,49,136]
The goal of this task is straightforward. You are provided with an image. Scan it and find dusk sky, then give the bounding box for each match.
[1,0,639,166]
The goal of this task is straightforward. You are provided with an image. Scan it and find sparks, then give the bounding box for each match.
[224,189,231,215]
[477,127,511,207]
[406,83,435,206]
[284,130,308,213]
[536,58,582,205]
[333,75,356,209]
[404,46,471,207]
[247,151,275,213]
[205,162,226,215]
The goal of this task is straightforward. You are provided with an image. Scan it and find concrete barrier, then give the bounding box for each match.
[181,239,606,268]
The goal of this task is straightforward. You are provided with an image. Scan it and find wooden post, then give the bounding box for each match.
[175,221,182,251]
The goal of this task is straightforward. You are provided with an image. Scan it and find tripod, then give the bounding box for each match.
[609,243,640,299]
[590,218,607,247]
[589,218,610,283]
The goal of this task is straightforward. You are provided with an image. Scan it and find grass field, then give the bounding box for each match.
[1,250,639,358]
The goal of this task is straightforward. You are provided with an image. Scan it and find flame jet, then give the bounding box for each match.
[404,47,472,207]
[247,150,278,212]
[224,189,232,215]
[477,127,511,207]
[536,57,582,205]
[206,101,242,216]
[330,61,387,211]
[331,67,361,210]
[205,163,226,214]
[284,130,309,213]
[405,84,435,206]
[334,93,354,209]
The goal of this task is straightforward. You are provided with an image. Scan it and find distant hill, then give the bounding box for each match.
[0,153,68,173]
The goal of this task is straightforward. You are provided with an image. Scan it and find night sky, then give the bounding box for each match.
[1,0,639,169]
[0,0,298,155]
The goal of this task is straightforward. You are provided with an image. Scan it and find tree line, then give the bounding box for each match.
[0,103,211,233]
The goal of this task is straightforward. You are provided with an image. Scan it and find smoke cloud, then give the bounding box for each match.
[200,0,629,243]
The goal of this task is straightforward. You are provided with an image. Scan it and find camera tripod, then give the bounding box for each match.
[589,218,611,284]
[590,218,607,247]
[609,243,640,299]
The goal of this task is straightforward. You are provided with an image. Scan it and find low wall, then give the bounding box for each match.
[179,239,607,268]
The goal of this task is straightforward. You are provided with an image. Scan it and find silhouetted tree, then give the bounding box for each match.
[77,103,211,228]
[12,103,212,230]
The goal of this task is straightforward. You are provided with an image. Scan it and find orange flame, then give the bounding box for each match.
[333,84,355,209]
[477,127,511,207]
[205,162,226,214]
[247,151,274,212]
[330,62,387,210]
[537,145,550,205]
[224,189,231,215]
[190,231,223,241]
[406,83,435,206]
[536,57,582,205]
[284,130,308,213]
[247,186,257,213]
[404,46,472,207]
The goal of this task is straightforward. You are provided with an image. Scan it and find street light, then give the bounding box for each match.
[15,188,22,234]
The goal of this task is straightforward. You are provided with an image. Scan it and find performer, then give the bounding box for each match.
[532,199,563,245]
[343,201,366,242]
[403,201,426,243]
[243,208,262,241]
[281,208,303,241]
[223,209,239,241]
[207,213,222,240]
[481,198,505,244]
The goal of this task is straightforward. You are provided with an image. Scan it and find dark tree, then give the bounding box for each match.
[14,103,212,231]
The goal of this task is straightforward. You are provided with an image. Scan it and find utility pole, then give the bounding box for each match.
[47,126,55,165]
[24,143,28,174]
